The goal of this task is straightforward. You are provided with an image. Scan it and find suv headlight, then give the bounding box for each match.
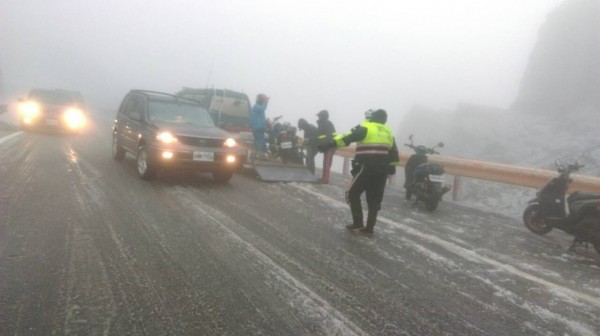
[224,138,237,148]
[20,102,40,118]
[64,108,85,129]
[157,132,177,143]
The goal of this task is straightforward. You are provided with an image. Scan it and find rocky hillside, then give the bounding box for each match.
[397,0,600,217]
[512,0,600,115]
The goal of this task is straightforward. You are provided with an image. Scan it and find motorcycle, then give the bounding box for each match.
[265,116,304,164]
[404,135,451,211]
[522,159,600,254]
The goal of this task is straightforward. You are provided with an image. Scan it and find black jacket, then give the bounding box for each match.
[316,119,336,145]
[300,123,318,148]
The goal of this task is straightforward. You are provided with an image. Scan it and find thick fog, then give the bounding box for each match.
[1,0,563,132]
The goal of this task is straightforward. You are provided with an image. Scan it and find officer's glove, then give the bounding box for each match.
[387,165,396,175]
[318,141,336,153]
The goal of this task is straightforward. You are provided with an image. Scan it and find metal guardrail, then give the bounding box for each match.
[335,145,600,194]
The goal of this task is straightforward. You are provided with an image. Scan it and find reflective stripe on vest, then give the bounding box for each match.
[356,122,393,156]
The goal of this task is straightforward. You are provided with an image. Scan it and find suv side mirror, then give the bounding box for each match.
[18,98,24,103]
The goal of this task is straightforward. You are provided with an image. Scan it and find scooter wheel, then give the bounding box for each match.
[523,204,553,234]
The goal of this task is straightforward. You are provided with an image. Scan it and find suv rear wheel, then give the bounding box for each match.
[137,145,156,180]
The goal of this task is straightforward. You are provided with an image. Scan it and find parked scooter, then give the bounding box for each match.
[276,121,304,164]
[265,116,303,164]
[265,115,284,159]
[404,135,451,211]
[522,159,600,254]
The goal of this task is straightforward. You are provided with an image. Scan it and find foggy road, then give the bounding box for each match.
[1,115,599,336]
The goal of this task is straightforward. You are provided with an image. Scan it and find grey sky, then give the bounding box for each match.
[1,0,564,131]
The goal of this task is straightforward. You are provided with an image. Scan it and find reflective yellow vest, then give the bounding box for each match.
[355,121,394,158]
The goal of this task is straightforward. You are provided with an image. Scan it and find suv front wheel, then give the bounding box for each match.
[112,134,126,161]
[212,170,233,183]
[137,145,156,180]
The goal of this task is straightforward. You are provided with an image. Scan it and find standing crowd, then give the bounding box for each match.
[250,93,399,235]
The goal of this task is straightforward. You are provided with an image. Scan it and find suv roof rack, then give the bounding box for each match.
[129,89,199,104]
[176,88,250,101]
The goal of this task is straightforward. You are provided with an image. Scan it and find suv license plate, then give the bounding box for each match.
[193,151,214,161]
[47,119,58,126]
[428,175,445,183]
[280,141,292,149]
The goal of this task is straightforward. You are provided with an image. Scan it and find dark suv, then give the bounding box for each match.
[111,90,245,181]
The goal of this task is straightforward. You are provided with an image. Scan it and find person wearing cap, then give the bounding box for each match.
[318,109,399,234]
[250,94,270,158]
[297,118,319,174]
[316,110,336,183]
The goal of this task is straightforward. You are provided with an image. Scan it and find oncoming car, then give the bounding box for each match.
[112,90,246,182]
[18,89,86,133]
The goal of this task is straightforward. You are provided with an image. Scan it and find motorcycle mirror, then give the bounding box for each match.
[554,159,563,170]
[438,142,444,148]
[408,134,413,141]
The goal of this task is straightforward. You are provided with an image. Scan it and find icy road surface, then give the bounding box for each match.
[0,115,598,336]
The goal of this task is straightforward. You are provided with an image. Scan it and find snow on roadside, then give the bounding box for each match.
[397,106,600,219]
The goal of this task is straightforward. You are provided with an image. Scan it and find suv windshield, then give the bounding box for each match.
[30,90,75,105]
[148,101,216,127]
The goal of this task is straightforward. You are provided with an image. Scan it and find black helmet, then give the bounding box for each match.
[298,118,308,129]
[371,109,387,123]
[316,110,329,119]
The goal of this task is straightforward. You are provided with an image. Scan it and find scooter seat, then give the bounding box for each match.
[568,191,600,203]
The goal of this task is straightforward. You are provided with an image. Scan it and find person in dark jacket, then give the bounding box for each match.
[298,118,319,174]
[316,110,336,183]
[319,109,399,234]
[250,93,269,158]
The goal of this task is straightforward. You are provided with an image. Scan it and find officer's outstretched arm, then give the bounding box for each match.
[335,125,367,147]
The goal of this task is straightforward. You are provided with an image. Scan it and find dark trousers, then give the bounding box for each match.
[252,128,266,154]
[305,146,318,174]
[346,163,388,228]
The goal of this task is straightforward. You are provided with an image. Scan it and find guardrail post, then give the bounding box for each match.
[452,176,461,201]
[343,158,349,176]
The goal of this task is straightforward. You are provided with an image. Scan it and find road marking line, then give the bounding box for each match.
[0,131,23,145]
[291,184,600,308]
[174,187,368,336]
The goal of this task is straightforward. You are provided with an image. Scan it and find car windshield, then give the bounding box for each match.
[29,90,75,105]
[148,101,216,127]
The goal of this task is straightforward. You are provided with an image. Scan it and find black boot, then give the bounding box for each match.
[360,209,378,234]
[346,206,364,230]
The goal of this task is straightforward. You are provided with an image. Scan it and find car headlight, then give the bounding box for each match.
[20,102,40,118]
[157,132,177,143]
[64,108,85,129]
[224,138,237,148]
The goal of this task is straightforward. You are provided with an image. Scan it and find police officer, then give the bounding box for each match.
[319,109,399,234]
